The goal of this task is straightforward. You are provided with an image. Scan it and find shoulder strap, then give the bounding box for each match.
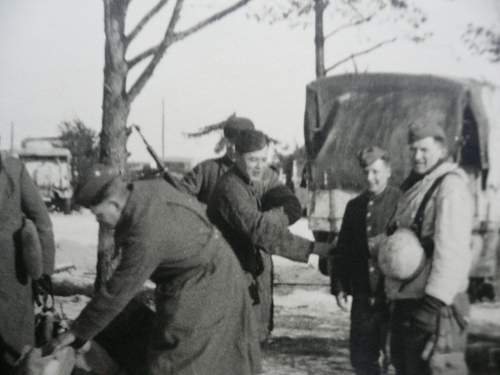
[411,172,452,255]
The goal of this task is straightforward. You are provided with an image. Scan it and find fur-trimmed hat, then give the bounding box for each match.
[223,117,255,141]
[235,129,269,154]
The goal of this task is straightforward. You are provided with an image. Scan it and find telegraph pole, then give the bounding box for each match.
[161,98,165,162]
[314,0,326,78]
[10,122,14,154]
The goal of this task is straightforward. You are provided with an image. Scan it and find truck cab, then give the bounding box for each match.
[18,138,73,213]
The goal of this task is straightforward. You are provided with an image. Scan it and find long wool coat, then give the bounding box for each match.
[0,154,55,362]
[71,179,261,375]
[207,161,312,277]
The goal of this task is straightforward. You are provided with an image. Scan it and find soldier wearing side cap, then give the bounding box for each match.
[384,122,473,375]
[207,129,329,343]
[0,152,55,373]
[331,146,401,375]
[50,164,262,375]
[180,115,280,205]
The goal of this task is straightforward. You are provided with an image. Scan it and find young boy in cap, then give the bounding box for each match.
[207,129,328,342]
[332,146,400,375]
[384,121,473,375]
[51,164,262,375]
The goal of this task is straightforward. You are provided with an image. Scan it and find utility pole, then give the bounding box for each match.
[314,0,326,78]
[10,122,14,154]
[161,98,165,162]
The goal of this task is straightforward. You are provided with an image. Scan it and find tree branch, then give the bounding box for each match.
[127,44,160,69]
[127,0,185,104]
[325,38,397,74]
[324,13,375,40]
[174,0,252,43]
[126,0,170,46]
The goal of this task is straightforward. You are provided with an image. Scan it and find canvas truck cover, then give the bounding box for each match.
[304,73,500,237]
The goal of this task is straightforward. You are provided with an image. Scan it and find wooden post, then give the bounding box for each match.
[314,0,326,78]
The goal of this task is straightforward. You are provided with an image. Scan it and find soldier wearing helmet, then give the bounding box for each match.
[50,163,262,375]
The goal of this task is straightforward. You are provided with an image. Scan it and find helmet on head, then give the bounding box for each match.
[75,164,122,208]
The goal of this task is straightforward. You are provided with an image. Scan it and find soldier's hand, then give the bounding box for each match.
[335,291,350,312]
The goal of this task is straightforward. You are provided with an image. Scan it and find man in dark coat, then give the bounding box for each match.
[0,152,55,372]
[180,116,280,205]
[332,146,401,375]
[207,129,326,342]
[52,164,261,375]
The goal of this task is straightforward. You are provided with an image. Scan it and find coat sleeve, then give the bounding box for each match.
[19,164,56,275]
[425,173,473,305]
[331,201,355,295]
[217,181,312,263]
[71,233,159,341]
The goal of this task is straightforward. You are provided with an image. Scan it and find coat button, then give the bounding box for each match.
[366,212,372,218]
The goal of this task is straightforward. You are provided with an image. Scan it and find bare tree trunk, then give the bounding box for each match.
[95,0,252,290]
[314,0,326,78]
[96,0,131,290]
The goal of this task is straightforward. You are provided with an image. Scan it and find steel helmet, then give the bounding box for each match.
[378,228,426,281]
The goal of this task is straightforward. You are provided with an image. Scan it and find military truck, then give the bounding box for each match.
[18,137,73,213]
[303,73,500,301]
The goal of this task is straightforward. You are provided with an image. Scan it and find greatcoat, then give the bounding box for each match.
[71,179,261,375]
[207,161,311,340]
[0,154,55,368]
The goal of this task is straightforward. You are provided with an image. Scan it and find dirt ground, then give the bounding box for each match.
[50,212,500,374]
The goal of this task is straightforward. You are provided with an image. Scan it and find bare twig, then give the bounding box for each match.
[127,0,252,104]
[324,13,375,40]
[127,0,185,104]
[325,37,397,73]
[174,0,252,42]
[126,0,170,46]
[128,45,159,68]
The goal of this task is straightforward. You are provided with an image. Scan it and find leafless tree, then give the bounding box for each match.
[462,23,500,63]
[252,0,430,77]
[96,0,253,288]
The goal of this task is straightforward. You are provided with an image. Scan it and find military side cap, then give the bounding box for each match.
[223,116,255,140]
[357,146,388,168]
[235,129,268,154]
[76,164,122,208]
[408,121,446,144]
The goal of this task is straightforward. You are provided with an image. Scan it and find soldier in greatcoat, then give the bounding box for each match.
[0,152,55,373]
[384,122,473,375]
[332,146,401,375]
[51,164,261,375]
[207,129,327,342]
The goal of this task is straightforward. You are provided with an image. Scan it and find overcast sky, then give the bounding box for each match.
[0,0,499,164]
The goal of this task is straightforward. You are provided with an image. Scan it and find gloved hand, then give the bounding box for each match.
[413,294,445,333]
